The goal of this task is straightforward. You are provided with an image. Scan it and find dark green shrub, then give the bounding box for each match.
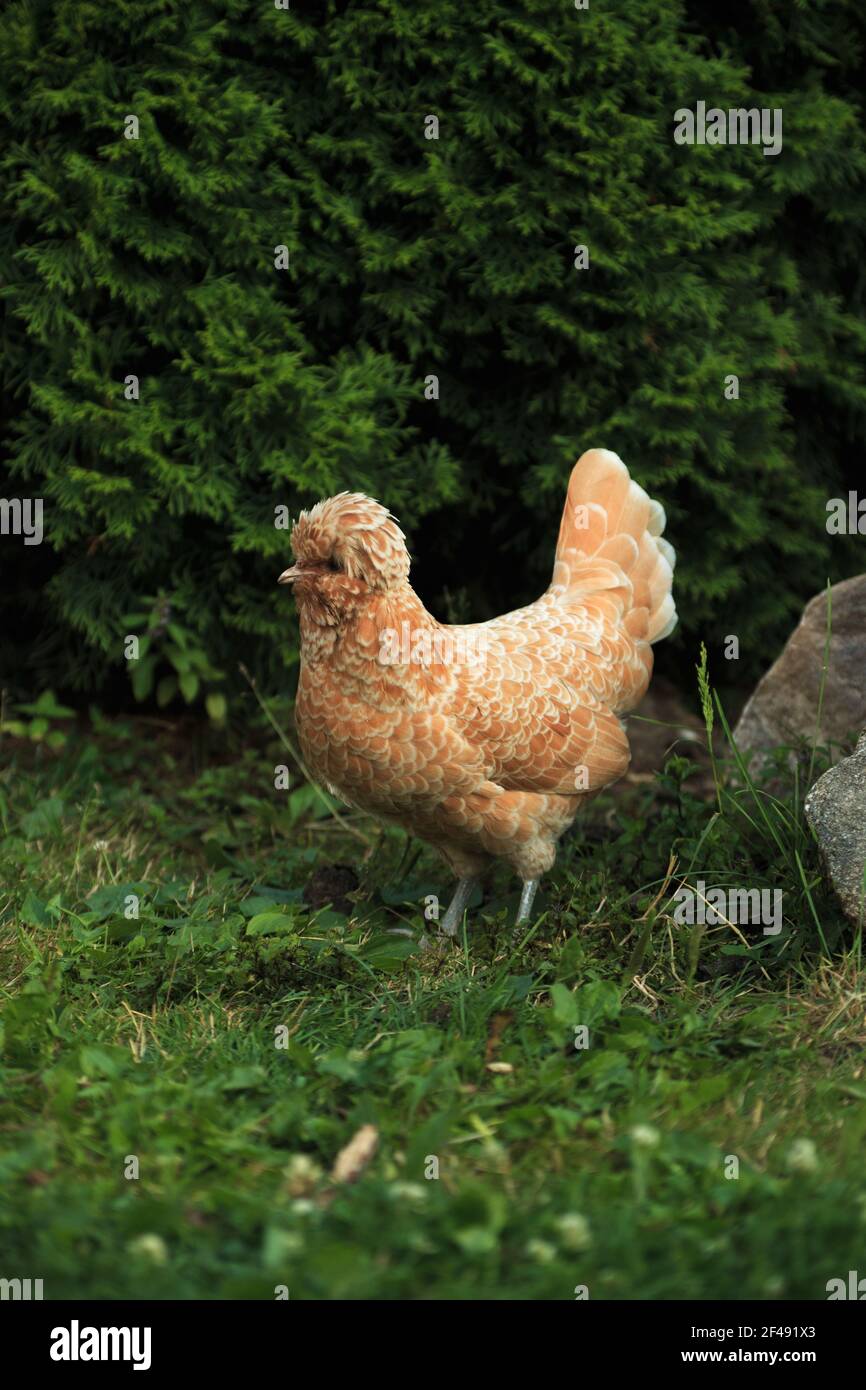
[1,0,864,701]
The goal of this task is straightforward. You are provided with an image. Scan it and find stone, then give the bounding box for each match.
[734,575,866,767]
[804,732,866,926]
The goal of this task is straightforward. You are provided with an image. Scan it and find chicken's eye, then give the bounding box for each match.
[324,556,341,573]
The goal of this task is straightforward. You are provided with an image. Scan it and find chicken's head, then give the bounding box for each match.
[278,492,410,623]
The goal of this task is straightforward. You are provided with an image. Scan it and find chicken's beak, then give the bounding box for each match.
[278,565,311,585]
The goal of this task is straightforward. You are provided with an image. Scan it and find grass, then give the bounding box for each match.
[1,677,865,1301]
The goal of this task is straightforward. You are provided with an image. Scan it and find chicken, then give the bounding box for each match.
[279,449,676,937]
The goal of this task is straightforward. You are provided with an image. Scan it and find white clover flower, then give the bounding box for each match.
[388,1181,427,1202]
[283,1153,322,1195]
[555,1212,592,1252]
[786,1138,818,1174]
[127,1233,168,1265]
[631,1124,660,1149]
[526,1239,556,1264]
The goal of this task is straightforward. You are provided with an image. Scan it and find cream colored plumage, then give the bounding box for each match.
[279,449,676,935]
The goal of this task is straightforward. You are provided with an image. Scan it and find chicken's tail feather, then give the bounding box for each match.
[550,448,677,645]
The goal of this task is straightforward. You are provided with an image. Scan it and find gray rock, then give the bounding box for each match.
[805,732,866,926]
[734,575,866,769]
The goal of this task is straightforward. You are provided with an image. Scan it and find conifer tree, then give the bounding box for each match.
[1,0,864,695]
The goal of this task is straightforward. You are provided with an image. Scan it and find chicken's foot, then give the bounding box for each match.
[439,876,480,938]
[515,878,539,926]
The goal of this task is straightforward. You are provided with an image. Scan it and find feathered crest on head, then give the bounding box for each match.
[291,491,411,590]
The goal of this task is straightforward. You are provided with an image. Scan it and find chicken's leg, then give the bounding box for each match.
[439,876,480,938]
[515,878,539,926]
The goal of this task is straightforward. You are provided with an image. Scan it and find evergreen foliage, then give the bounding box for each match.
[1,0,864,698]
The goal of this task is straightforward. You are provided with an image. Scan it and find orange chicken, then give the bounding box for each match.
[279,450,676,936]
